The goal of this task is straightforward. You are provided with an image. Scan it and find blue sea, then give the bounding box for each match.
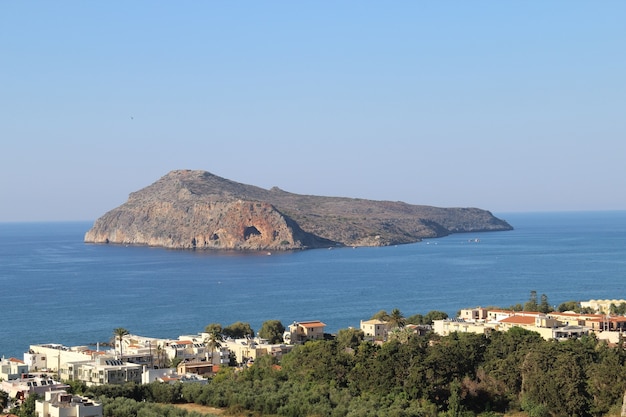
[1,211,626,359]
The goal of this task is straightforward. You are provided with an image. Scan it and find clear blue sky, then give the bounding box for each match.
[2,2,625,222]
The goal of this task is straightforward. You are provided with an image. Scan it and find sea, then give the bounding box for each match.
[1,211,625,359]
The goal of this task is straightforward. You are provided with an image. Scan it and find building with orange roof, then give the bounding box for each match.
[286,320,327,344]
[434,309,591,341]
[586,315,626,332]
[547,311,604,327]
[1,357,29,380]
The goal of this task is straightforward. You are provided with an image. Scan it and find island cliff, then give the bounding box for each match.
[84,170,513,251]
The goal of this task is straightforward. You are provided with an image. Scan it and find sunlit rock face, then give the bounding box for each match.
[85,169,512,251]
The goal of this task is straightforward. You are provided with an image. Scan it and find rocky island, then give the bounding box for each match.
[84,170,513,251]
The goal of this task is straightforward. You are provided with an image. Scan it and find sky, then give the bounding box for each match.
[1,1,625,222]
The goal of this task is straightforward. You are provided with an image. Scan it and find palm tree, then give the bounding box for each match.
[113,327,130,359]
[387,308,406,329]
[155,344,165,368]
[204,328,224,365]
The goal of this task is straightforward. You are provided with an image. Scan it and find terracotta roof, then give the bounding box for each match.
[550,312,603,319]
[298,321,326,328]
[9,357,25,364]
[489,310,544,317]
[499,316,537,325]
[588,316,626,323]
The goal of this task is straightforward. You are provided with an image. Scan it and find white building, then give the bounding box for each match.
[360,319,391,341]
[1,356,29,380]
[1,375,69,400]
[141,367,208,385]
[64,357,143,386]
[24,344,105,375]
[35,389,102,417]
[222,338,292,364]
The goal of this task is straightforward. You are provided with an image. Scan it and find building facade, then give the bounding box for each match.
[285,321,326,344]
[0,357,29,381]
[35,389,102,417]
[360,319,391,341]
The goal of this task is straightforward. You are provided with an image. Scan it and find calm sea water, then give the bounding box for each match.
[1,211,625,359]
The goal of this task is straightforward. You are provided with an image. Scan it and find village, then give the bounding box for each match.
[2,298,626,417]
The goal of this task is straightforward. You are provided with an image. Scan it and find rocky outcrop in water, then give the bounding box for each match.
[84,170,513,251]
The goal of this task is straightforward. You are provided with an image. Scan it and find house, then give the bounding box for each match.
[184,334,231,365]
[586,315,626,332]
[63,357,142,386]
[285,321,326,344]
[24,344,106,375]
[141,367,208,384]
[166,340,209,362]
[222,338,292,364]
[433,309,592,341]
[458,307,488,322]
[580,299,626,314]
[360,319,391,341]
[547,311,604,326]
[551,326,590,340]
[0,375,69,400]
[0,357,29,381]
[176,360,216,377]
[35,389,102,417]
[432,318,497,336]
[496,313,558,339]
[486,309,539,323]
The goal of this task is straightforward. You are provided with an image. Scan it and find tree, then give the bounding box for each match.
[223,321,254,339]
[14,392,39,417]
[447,379,465,417]
[587,342,626,416]
[524,290,539,312]
[204,326,224,365]
[113,327,130,358]
[388,308,406,329]
[155,344,169,368]
[370,310,388,320]
[258,320,285,344]
[336,327,364,350]
[406,313,424,325]
[520,339,593,417]
[538,293,551,313]
[0,388,8,411]
[424,310,449,324]
[204,323,223,334]
[557,300,581,312]
[610,302,626,315]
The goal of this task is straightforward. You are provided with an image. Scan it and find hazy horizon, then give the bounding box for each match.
[2,2,625,222]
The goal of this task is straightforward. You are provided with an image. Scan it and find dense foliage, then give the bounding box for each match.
[13,330,616,417]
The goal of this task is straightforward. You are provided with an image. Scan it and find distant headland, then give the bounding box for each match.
[84,169,513,251]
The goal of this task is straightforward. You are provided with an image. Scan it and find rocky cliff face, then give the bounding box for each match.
[84,170,513,251]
